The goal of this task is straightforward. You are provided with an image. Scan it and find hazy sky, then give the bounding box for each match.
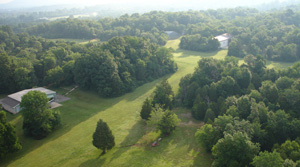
[0,0,297,10]
[0,0,291,5]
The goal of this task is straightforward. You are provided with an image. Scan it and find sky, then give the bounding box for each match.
[0,0,297,10]
[0,0,291,5]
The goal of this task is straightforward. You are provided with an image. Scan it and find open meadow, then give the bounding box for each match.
[3,38,291,167]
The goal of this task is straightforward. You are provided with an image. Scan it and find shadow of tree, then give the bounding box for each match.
[110,120,146,161]
[79,157,107,167]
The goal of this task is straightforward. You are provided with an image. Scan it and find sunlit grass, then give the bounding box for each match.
[0,39,241,167]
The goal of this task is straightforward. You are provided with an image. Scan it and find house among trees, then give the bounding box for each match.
[0,88,57,114]
[214,33,233,49]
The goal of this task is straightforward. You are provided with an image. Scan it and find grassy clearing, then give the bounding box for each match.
[2,39,297,166]
[1,39,231,167]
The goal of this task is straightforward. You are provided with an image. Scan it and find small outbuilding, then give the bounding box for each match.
[1,87,57,114]
[214,33,233,49]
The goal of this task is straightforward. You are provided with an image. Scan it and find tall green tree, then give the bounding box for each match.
[152,79,174,109]
[195,124,221,152]
[0,52,15,93]
[252,151,284,167]
[92,119,115,154]
[157,110,180,135]
[0,111,22,158]
[140,98,152,120]
[212,132,260,167]
[20,91,61,139]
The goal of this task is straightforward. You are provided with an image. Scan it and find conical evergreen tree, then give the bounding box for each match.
[140,98,152,120]
[92,119,115,154]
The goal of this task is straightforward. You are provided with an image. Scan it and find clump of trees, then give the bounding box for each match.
[0,26,177,98]
[179,34,220,52]
[74,37,177,97]
[140,80,180,136]
[20,91,61,139]
[0,110,22,159]
[180,55,300,166]
[92,119,115,154]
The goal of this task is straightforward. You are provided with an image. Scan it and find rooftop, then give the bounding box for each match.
[215,33,232,42]
[8,87,56,102]
[1,97,20,107]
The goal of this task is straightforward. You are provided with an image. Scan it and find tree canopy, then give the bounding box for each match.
[0,111,22,159]
[20,90,61,139]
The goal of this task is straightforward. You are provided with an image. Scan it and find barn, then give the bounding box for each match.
[214,33,233,49]
[0,87,57,114]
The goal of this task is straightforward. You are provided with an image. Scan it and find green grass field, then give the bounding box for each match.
[5,39,294,167]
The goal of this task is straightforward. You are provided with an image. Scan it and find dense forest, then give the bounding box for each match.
[177,55,300,166]
[13,7,299,62]
[3,4,300,166]
[0,26,177,97]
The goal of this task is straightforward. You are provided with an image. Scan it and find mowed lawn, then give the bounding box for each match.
[2,39,228,167]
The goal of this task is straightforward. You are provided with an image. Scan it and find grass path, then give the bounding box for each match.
[2,39,228,167]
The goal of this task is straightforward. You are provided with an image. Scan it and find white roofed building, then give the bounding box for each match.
[214,33,233,49]
[0,88,57,114]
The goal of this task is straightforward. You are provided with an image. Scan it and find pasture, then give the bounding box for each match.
[3,39,273,167]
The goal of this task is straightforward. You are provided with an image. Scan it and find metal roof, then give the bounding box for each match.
[8,87,56,102]
[1,97,20,108]
[215,33,232,42]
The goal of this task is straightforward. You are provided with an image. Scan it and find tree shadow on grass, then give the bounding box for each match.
[79,157,107,167]
[110,120,146,161]
[78,120,146,166]
[0,88,123,166]
[125,74,173,102]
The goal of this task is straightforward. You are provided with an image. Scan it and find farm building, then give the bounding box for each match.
[214,33,233,49]
[0,87,57,114]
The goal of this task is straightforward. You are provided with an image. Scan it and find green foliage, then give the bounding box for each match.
[140,98,152,120]
[192,100,207,120]
[259,80,279,104]
[146,105,164,128]
[92,119,115,154]
[179,34,220,52]
[204,108,216,123]
[275,140,300,162]
[283,159,297,167]
[0,111,22,159]
[278,89,300,118]
[195,124,220,152]
[276,77,294,90]
[20,91,61,139]
[0,53,15,93]
[212,132,260,167]
[152,79,174,109]
[44,66,64,87]
[74,37,176,97]
[252,151,284,167]
[157,110,180,135]
[228,39,245,58]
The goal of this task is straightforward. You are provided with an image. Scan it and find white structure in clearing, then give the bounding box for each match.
[214,33,233,49]
[0,88,56,114]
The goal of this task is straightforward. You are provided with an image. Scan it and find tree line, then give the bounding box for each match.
[21,7,300,62]
[0,26,177,97]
